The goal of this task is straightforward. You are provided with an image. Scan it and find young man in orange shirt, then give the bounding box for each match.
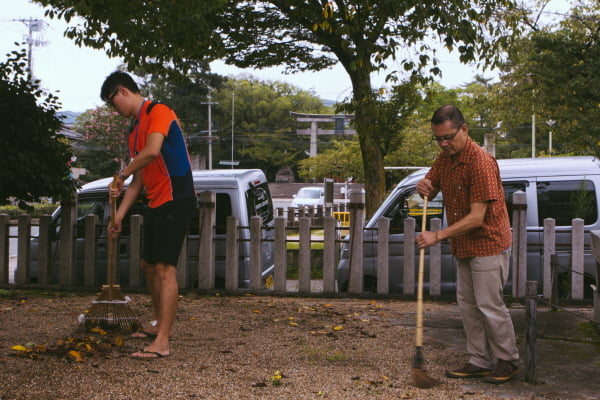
[101,71,196,359]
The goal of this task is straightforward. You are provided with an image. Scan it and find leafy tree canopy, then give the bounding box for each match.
[34,0,520,214]
[493,1,600,157]
[0,47,77,204]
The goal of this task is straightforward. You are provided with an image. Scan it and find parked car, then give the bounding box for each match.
[337,156,600,298]
[291,186,325,207]
[27,169,275,289]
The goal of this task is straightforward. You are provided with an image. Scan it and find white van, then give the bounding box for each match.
[337,156,600,298]
[27,169,275,289]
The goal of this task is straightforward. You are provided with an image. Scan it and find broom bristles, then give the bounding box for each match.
[412,346,440,388]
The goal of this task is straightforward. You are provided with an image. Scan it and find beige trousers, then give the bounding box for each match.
[456,251,520,369]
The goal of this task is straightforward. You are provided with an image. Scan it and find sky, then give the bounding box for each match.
[1,0,572,113]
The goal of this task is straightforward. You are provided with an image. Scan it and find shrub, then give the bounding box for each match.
[0,202,59,219]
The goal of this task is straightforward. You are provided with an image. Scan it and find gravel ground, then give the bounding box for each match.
[0,291,598,400]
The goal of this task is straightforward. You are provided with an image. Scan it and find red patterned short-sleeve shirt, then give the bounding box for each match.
[425,137,511,258]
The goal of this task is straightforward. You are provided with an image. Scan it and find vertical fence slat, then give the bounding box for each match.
[16,215,31,285]
[348,192,365,294]
[273,216,287,292]
[298,217,311,292]
[129,215,143,289]
[512,190,527,298]
[249,216,262,291]
[225,216,239,291]
[176,235,189,289]
[83,214,98,287]
[430,218,442,296]
[571,218,584,300]
[37,215,52,286]
[59,198,76,287]
[591,231,600,323]
[0,214,8,285]
[543,218,556,300]
[403,217,415,296]
[322,216,337,293]
[377,217,390,294]
[198,191,216,290]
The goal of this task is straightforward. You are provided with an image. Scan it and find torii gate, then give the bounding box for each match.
[290,112,356,157]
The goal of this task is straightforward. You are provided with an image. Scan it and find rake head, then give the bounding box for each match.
[82,285,142,333]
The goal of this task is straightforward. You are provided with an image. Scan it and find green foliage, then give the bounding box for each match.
[0,202,59,218]
[35,0,521,214]
[211,76,332,179]
[0,47,78,203]
[494,2,600,158]
[298,139,363,182]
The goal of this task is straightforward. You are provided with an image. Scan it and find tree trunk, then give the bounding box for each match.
[350,74,386,217]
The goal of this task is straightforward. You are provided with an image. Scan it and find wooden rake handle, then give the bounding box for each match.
[107,174,118,286]
[416,196,428,347]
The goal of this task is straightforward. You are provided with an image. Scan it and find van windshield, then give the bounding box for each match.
[297,188,321,199]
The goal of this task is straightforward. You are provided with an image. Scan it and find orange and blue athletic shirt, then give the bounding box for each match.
[128,100,195,208]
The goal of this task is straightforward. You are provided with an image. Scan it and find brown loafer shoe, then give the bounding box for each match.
[484,359,518,384]
[446,362,492,379]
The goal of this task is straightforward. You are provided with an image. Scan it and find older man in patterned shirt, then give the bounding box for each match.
[416,105,520,384]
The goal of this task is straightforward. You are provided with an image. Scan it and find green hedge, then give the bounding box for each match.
[0,203,59,219]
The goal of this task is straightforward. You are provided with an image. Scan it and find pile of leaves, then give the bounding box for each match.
[10,328,128,363]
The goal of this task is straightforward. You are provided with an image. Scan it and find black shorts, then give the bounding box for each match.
[142,197,196,266]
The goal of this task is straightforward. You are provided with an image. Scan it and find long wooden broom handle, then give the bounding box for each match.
[416,196,428,347]
[107,175,118,286]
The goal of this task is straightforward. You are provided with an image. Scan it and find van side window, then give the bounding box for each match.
[246,183,274,225]
[384,190,443,233]
[537,180,598,226]
[75,197,105,238]
[215,193,232,235]
[502,181,528,225]
[120,197,148,236]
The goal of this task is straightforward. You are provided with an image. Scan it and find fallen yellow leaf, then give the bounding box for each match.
[68,350,83,362]
[11,345,28,351]
[333,326,344,331]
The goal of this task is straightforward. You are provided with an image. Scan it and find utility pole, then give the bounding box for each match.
[201,88,217,170]
[231,92,235,169]
[14,18,47,79]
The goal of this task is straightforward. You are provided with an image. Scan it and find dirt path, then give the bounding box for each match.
[0,292,598,399]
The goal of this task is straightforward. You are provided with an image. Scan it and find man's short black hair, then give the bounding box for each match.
[431,105,465,129]
[100,71,141,102]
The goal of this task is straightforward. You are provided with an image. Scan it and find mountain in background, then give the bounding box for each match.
[59,111,81,126]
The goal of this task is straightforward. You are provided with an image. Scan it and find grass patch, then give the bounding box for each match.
[285,249,324,279]
[286,229,325,250]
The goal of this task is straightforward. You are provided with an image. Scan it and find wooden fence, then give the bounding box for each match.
[0,191,596,301]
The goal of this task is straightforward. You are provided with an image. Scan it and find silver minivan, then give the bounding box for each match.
[337,156,600,298]
[27,169,275,289]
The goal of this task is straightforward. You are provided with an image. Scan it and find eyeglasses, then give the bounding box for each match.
[432,126,462,142]
[107,89,119,107]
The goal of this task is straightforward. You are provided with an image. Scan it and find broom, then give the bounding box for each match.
[82,175,142,332]
[412,195,440,388]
